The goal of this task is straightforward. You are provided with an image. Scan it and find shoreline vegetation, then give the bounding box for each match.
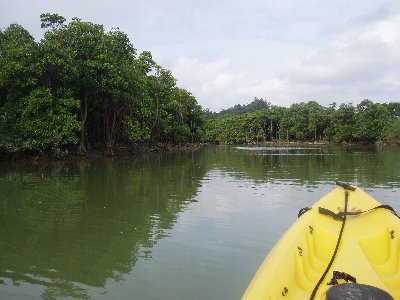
[204,98,400,146]
[1,14,400,161]
[0,14,205,160]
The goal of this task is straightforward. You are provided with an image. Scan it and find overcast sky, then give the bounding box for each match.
[1,0,400,111]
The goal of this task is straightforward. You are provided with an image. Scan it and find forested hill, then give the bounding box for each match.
[204,100,400,145]
[0,13,204,156]
[205,97,270,118]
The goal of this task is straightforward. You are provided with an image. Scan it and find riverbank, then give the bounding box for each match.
[2,140,399,162]
[214,139,400,147]
[0,143,205,162]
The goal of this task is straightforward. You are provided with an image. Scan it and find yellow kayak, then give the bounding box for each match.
[242,182,400,300]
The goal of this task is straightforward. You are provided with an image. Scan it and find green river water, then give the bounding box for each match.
[1,145,400,300]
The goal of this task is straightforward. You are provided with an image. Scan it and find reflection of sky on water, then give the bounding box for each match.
[235,146,322,151]
[261,153,327,156]
[122,169,324,300]
[235,146,327,156]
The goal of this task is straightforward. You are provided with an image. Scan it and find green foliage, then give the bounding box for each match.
[124,117,151,142]
[0,23,39,103]
[40,13,66,29]
[0,14,204,156]
[0,88,80,152]
[324,103,356,143]
[382,118,400,144]
[17,88,80,151]
[353,100,390,142]
[205,100,399,144]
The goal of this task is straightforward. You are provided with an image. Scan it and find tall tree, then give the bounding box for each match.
[147,66,176,143]
[354,99,390,142]
[321,103,356,143]
[94,28,138,155]
[0,24,39,151]
[43,17,105,153]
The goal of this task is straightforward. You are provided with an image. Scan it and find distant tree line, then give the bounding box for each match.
[0,13,204,156]
[204,97,270,119]
[204,100,400,144]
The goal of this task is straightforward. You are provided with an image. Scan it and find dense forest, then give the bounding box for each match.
[0,14,205,156]
[204,99,400,144]
[1,14,400,159]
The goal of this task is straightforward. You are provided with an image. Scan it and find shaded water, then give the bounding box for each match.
[0,145,400,299]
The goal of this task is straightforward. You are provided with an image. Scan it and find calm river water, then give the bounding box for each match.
[1,145,400,300]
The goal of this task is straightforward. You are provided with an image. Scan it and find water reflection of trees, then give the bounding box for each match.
[1,145,399,298]
[0,150,207,299]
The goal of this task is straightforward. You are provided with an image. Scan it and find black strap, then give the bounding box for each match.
[298,207,312,218]
[327,271,357,286]
[319,204,400,220]
[335,181,356,191]
[310,191,350,300]
[310,194,399,299]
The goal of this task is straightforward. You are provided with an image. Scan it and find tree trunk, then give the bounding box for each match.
[191,119,195,143]
[270,120,273,141]
[78,89,89,155]
[314,127,317,141]
[104,104,118,157]
[286,128,289,143]
[151,95,160,143]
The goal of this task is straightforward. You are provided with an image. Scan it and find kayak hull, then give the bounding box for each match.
[242,186,400,299]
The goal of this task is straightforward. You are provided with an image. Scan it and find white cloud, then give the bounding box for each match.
[172,57,244,111]
[2,0,400,111]
[281,14,400,101]
[171,11,400,111]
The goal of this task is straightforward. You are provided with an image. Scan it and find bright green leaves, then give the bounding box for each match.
[0,88,80,153]
[0,23,39,102]
[324,103,356,143]
[165,87,205,143]
[17,88,80,151]
[124,117,150,143]
[353,100,391,142]
[383,119,400,144]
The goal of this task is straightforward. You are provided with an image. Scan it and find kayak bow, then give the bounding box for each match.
[242,183,400,299]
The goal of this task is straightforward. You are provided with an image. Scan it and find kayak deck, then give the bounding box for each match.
[242,186,400,299]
